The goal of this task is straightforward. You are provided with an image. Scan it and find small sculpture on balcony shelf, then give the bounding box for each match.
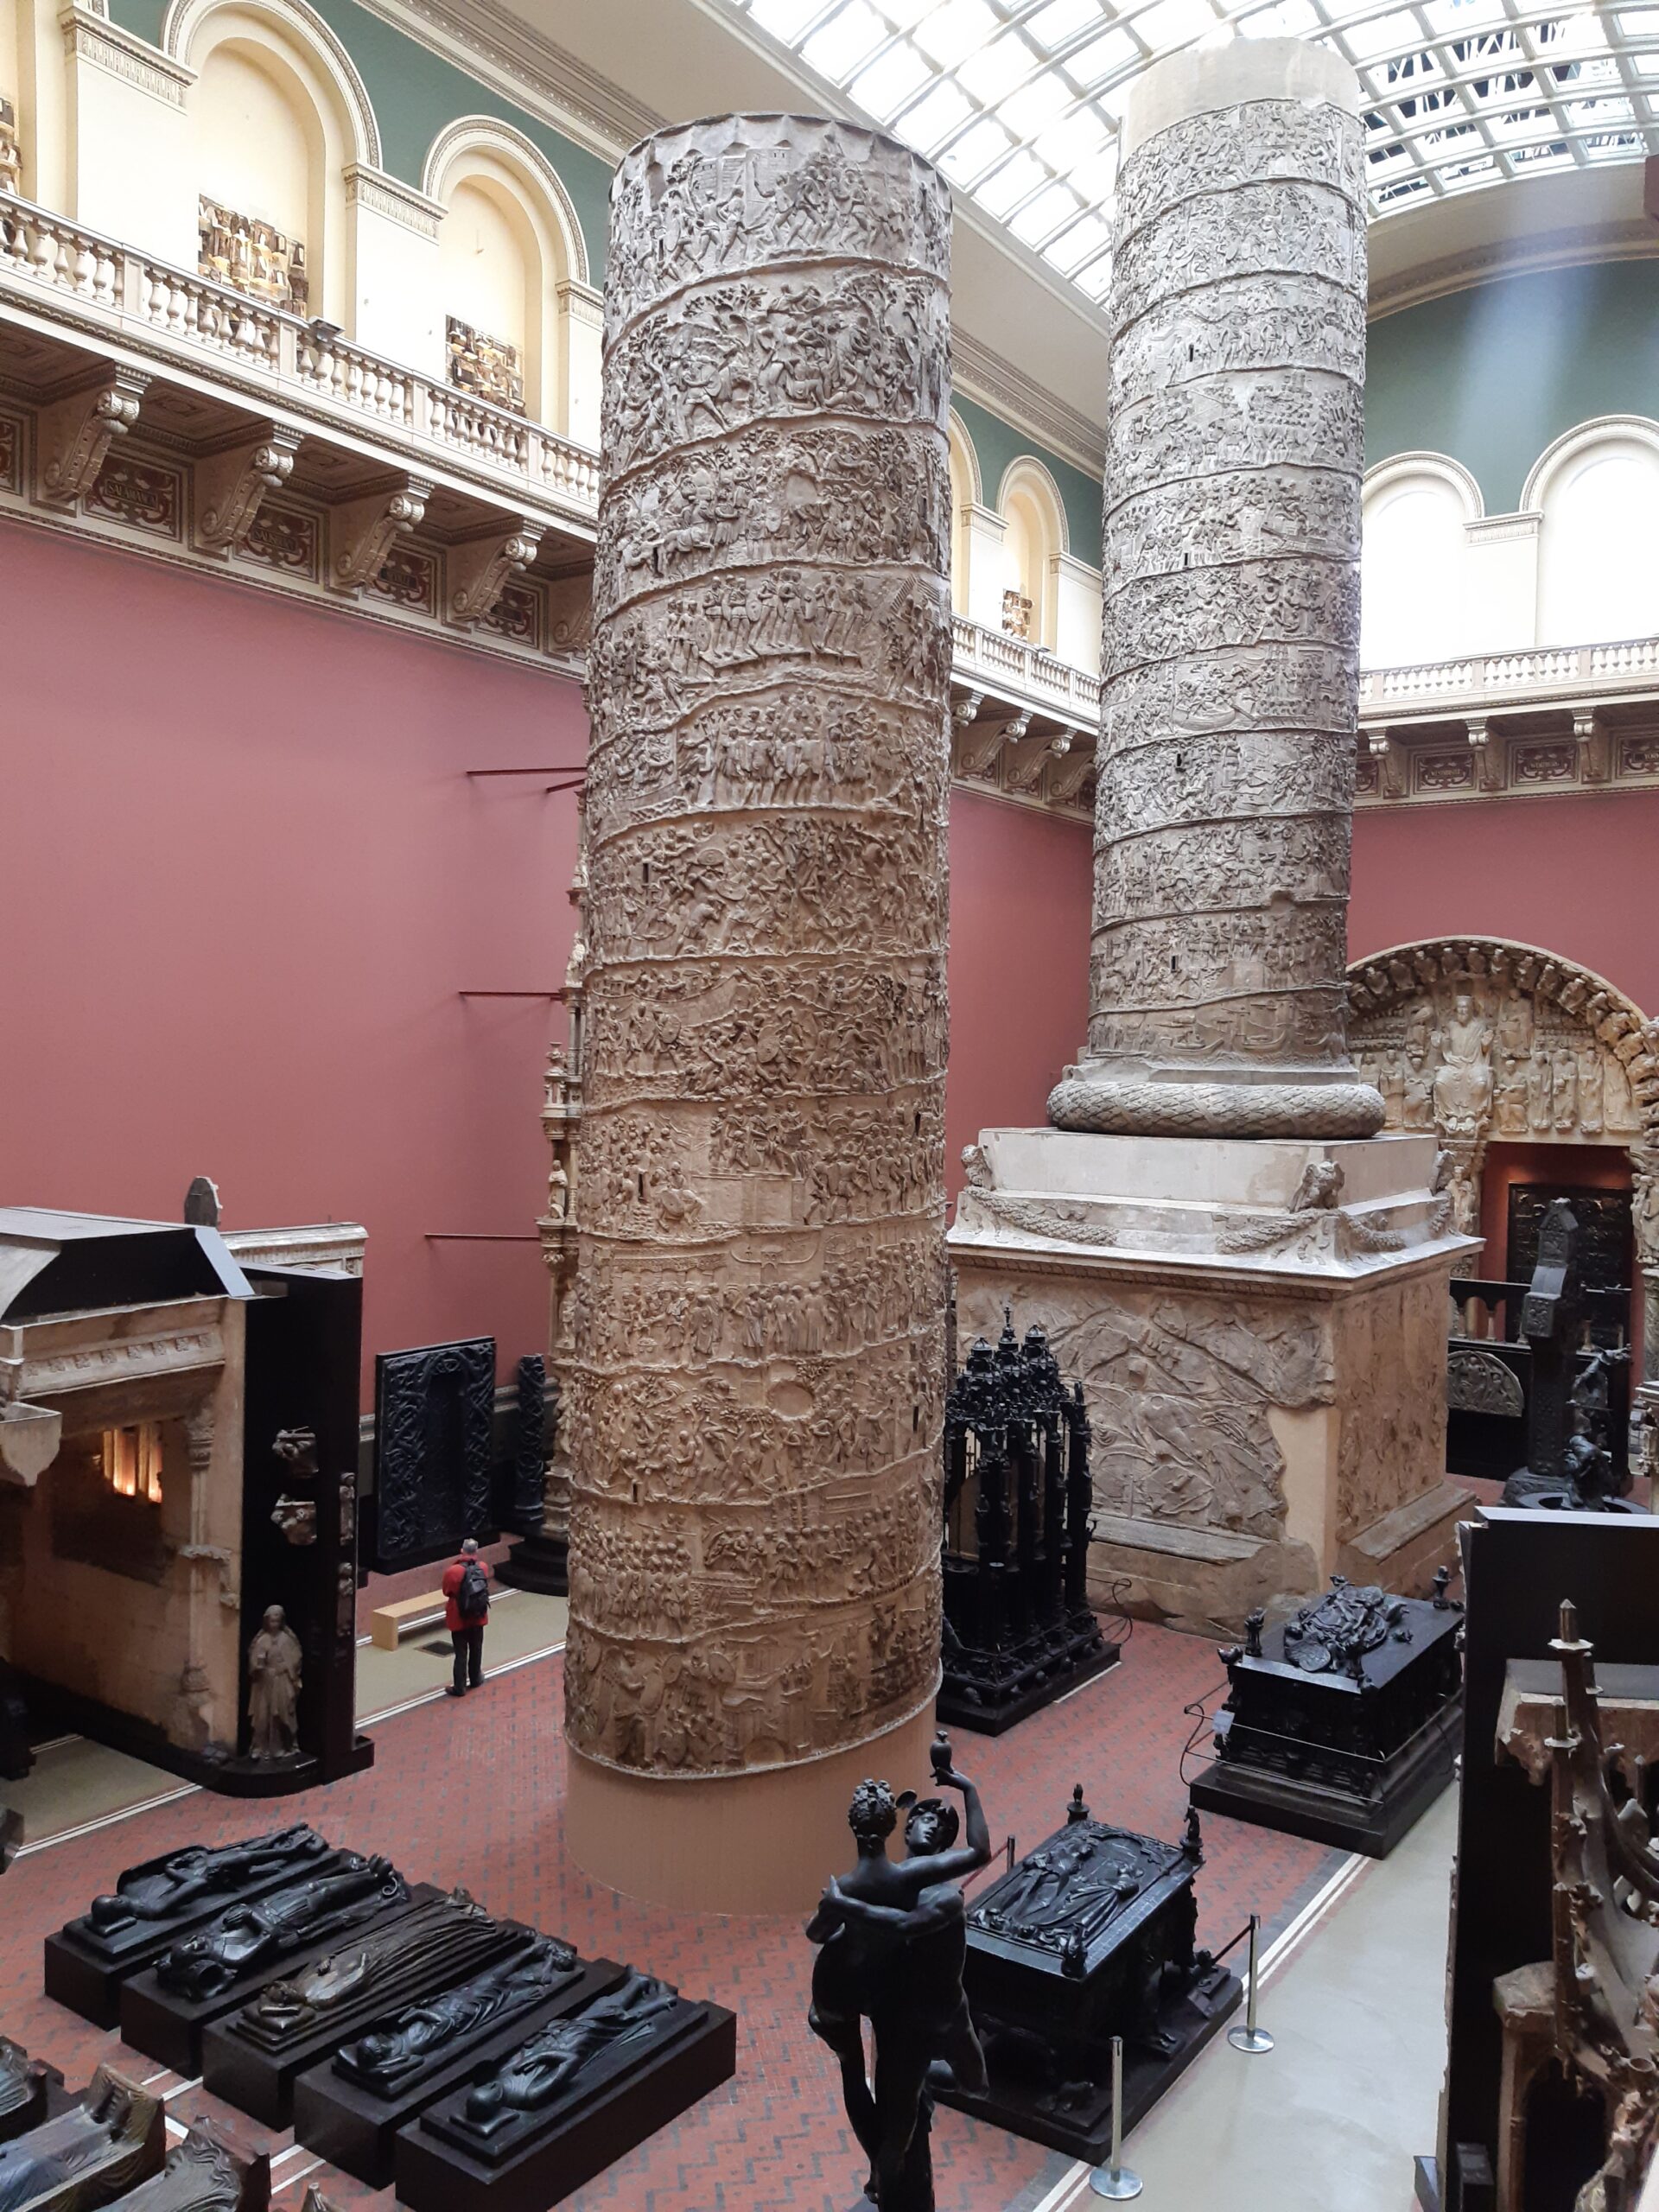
[807,1731,991,2212]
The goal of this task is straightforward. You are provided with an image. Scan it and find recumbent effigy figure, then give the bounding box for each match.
[807,1730,990,2210]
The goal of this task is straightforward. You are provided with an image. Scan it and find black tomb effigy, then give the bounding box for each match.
[939,1316,1117,1734]
[1190,1574,1465,1856]
[931,1793,1240,2161]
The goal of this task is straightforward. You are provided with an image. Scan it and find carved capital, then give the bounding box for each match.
[1573,709,1611,785]
[194,426,302,554]
[1369,728,1408,801]
[36,367,149,509]
[1466,715,1506,794]
[328,475,431,594]
[448,521,543,627]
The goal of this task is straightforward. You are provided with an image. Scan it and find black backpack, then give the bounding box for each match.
[455,1560,490,1624]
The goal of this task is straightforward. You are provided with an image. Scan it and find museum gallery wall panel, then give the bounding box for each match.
[0,521,1096,1402]
[1349,788,1659,1020]
[0,518,577,1391]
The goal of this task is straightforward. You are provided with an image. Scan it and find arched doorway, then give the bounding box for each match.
[1346,938,1659,1467]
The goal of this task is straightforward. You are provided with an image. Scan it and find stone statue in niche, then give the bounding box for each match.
[807,1731,990,2211]
[1432,993,1495,1141]
[247,1606,302,1761]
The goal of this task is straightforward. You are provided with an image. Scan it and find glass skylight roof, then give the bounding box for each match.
[720,0,1659,302]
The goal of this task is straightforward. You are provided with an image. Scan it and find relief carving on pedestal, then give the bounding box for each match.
[566,113,951,1783]
[1348,938,1659,1236]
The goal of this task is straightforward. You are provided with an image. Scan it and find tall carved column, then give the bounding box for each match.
[565,114,952,1910]
[1048,41,1382,1143]
[950,43,1477,1637]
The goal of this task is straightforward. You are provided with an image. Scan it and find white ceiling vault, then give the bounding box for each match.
[711,0,1659,302]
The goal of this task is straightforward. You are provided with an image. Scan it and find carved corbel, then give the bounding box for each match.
[1004,720,1063,794]
[194,426,302,555]
[1573,709,1611,785]
[1046,732,1096,804]
[327,474,430,594]
[1369,729,1408,801]
[35,367,149,510]
[448,521,543,627]
[1466,715,1506,793]
[951,689,983,727]
[957,711,1020,780]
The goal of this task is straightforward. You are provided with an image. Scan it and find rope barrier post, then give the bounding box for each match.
[1088,2035,1142,2199]
[1227,1912,1275,2055]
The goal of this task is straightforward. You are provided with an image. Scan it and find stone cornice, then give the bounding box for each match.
[60,5,196,106]
[344,163,446,240]
[952,327,1104,479]
[1369,219,1659,322]
[355,0,660,163]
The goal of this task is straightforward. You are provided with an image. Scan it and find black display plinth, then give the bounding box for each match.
[44,1827,335,2030]
[494,1533,568,1598]
[938,1611,1118,1737]
[393,1992,736,2212]
[292,1957,626,2188]
[120,1883,421,2075]
[932,1798,1239,2160]
[1189,1578,1465,1858]
[200,1897,532,2128]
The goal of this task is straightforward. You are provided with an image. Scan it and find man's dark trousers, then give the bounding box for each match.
[451,1624,485,1693]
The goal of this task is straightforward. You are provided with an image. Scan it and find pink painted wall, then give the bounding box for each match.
[944,791,1092,1195]
[1350,791,1659,1018]
[1,526,1097,1398]
[0,520,582,1395]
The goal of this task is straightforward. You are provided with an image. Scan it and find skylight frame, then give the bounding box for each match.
[716,0,1659,304]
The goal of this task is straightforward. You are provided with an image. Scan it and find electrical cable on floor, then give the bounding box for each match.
[1178,1680,1229,1787]
[1100,1576,1136,1649]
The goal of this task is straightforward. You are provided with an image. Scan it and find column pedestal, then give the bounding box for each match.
[563,1700,937,1915]
[950,1129,1478,1636]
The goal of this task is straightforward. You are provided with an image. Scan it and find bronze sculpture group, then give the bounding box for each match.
[808,1732,989,2210]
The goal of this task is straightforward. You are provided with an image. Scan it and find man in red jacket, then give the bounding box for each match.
[442,1537,491,1697]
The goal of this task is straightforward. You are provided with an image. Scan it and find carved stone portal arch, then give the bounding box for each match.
[1345,936,1659,1380]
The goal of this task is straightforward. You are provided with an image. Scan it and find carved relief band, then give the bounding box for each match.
[565,113,951,1834]
[1048,43,1383,1142]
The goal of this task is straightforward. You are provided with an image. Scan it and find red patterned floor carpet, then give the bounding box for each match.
[1,1621,1342,2212]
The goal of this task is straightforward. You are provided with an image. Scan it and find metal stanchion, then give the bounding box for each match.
[1088,2035,1142,2199]
[1227,1912,1274,2055]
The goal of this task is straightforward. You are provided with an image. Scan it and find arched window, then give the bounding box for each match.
[424,122,591,435]
[998,459,1067,649]
[1360,459,1479,668]
[946,410,979,617]
[1530,424,1659,648]
[172,0,376,329]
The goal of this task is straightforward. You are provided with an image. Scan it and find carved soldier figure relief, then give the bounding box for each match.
[566,113,951,1791]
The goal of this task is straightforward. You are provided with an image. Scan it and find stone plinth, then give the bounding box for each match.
[1048,37,1381,1142]
[566,113,952,1909]
[950,1130,1478,1634]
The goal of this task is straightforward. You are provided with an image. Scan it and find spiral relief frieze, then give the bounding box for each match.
[566,114,952,1783]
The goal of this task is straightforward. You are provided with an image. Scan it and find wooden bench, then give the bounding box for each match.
[369,1592,447,1651]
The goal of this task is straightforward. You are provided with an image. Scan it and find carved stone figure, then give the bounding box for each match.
[156,1854,406,2000]
[227,1890,504,2050]
[0,2069,163,2212]
[80,1826,327,1941]
[1047,45,1381,1142]
[334,1934,580,2095]
[1432,993,1495,1140]
[806,1732,989,2211]
[111,2120,264,2212]
[567,112,951,1793]
[457,1972,683,2131]
[246,1606,302,1761]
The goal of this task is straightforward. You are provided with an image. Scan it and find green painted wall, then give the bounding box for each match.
[107,0,612,277]
[951,392,1103,571]
[1366,259,1659,513]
